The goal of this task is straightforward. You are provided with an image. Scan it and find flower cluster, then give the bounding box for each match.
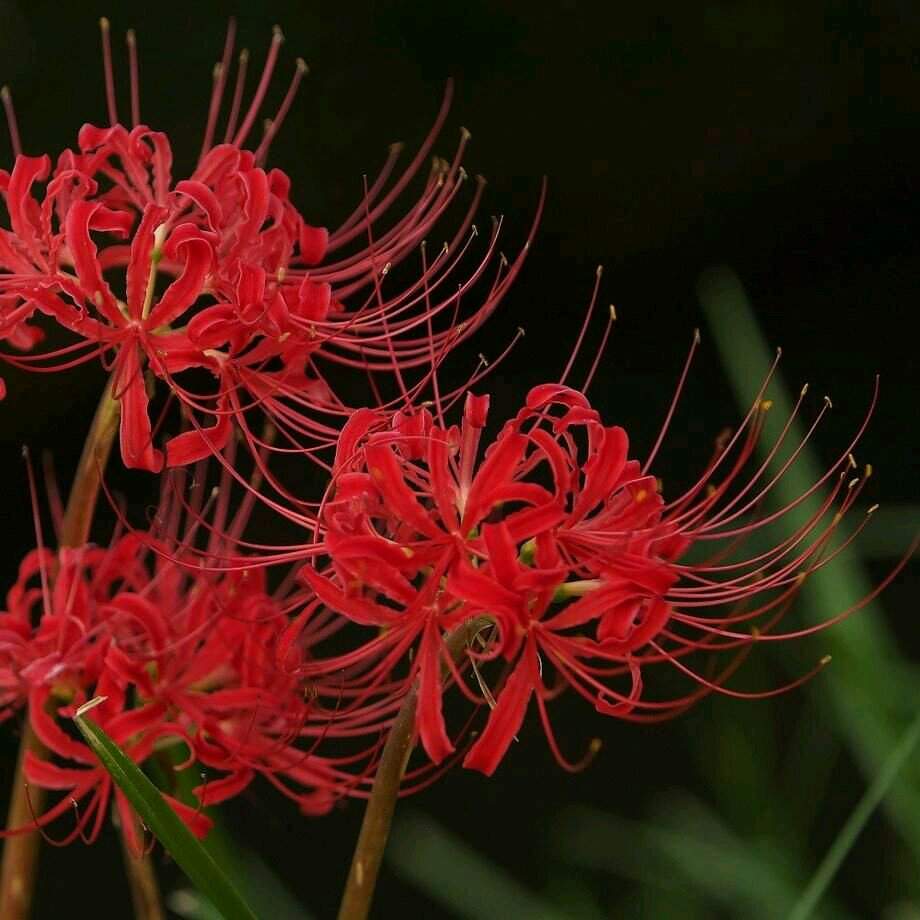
[0,18,908,860]
[294,377,890,776]
[0,471,354,848]
[0,21,530,472]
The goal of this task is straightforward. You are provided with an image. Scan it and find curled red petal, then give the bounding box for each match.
[299,222,328,264]
[463,645,536,775]
[417,618,454,764]
[194,768,255,806]
[114,342,163,472]
[299,566,400,627]
[145,223,213,329]
[446,553,521,619]
[165,403,233,467]
[461,431,527,532]
[64,200,123,325]
[598,596,672,654]
[365,442,443,539]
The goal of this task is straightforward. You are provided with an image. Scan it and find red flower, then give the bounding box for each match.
[300,377,899,776]
[0,21,539,472]
[0,468,345,846]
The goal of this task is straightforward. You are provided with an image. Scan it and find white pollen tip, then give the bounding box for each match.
[272,25,285,42]
[609,304,617,320]
[99,16,111,31]
[240,48,250,63]
[460,126,471,141]
[0,86,10,101]
[693,328,701,345]
[126,28,136,45]
[801,382,809,396]
[596,264,604,277]
[820,655,832,666]
[296,57,309,74]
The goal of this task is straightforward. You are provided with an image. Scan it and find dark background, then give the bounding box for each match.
[0,1,918,917]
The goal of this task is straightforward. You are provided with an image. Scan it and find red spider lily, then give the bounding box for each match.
[0,20,538,473]
[297,367,904,776]
[0,465,348,848]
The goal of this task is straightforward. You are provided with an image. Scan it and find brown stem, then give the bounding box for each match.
[119,823,165,920]
[0,375,120,920]
[337,617,491,920]
[59,373,120,549]
[0,722,44,919]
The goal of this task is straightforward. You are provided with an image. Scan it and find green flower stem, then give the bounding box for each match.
[337,616,492,920]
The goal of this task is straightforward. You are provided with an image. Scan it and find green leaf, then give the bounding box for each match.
[73,698,258,920]
[789,706,920,920]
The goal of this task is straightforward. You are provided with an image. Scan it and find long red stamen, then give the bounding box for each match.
[1,85,22,157]
[99,17,119,126]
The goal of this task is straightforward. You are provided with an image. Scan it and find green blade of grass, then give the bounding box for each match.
[789,706,920,920]
[697,266,920,858]
[73,698,258,920]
